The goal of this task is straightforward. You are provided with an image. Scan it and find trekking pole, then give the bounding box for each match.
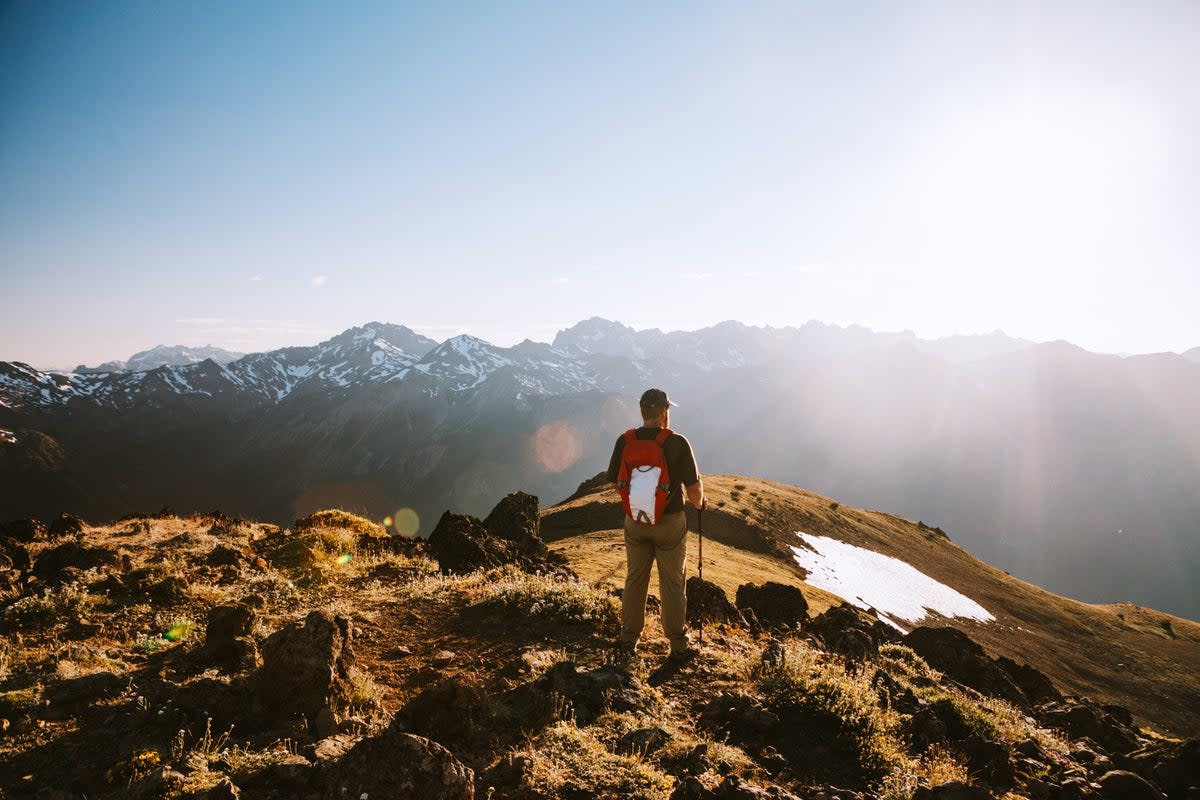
[697,499,705,645]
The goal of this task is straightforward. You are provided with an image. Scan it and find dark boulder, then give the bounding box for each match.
[205,604,259,672]
[912,783,992,800]
[806,602,900,660]
[1094,770,1166,800]
[1128,737,1200,799]
[206,545,245,568]
[400,676,483,743]
[46,671,124,708]
[994,655,1061,705]
[0,518,46,542]
[429,494,567,575]
[1038,701,1141,755]
[618,726,671,756]
[699,692,780,740]
[482,491,547,558]
[686,577,746,627]
[961,735,1015,788]
[320,724,473,800]
[427,511,517,574]
[258,610,356,723]
[735,581,808,628]
[715,775,802,799]
[48,512,87,538]
[33,542,121,584]
[904,626,1028,707]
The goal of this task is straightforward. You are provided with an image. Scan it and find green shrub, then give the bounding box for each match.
[754,642,906,785]
[477,569,620,627]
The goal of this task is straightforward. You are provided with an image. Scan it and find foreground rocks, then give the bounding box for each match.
[257,610,356,724]
[322,724,474,800]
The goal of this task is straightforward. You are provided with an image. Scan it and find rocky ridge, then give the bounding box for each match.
[1,496,1197,800]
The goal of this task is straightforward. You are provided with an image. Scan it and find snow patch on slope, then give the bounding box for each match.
[791,533,993,629]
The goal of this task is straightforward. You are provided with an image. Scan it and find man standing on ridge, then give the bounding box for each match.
[607,388,706,661]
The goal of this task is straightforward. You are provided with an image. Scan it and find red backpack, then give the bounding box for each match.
[616,428,672,524]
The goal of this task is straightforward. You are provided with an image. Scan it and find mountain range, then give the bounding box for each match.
[1,319,1197,620]
[71,344,246,374]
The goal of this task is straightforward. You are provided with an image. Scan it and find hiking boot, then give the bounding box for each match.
[668,645,700,663]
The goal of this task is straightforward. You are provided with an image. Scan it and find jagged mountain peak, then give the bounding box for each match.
[322,322,439,357]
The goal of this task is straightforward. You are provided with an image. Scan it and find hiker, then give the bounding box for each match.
[607,388,706,661]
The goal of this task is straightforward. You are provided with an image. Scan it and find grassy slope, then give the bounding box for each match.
[542,473,1200,736]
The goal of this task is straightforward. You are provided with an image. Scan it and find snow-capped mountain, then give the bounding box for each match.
[1183,346,1200,364]
[4,317,1199,620]
[74,344,247,374]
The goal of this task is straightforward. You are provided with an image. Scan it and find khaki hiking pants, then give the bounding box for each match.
[620,510,690,654]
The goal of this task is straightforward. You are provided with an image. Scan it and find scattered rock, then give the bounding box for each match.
[48,512,87,538]
[258,610,356,723]
[205,604,259,671]
[402,676,482,742]
[618,726,671,756]
[1127,737,1200,800]
[1038,701,1141,755]
[994,655,1062,705]
[310,734,360,767]
[45,671,124,708]
[715,774,802,799]
[206,545,246,568]
[806,602,900,660]
[686,577,746,627]
[321,724,474,800]
[1094,770,1166,800]
[32,542,120,584]
[735,581,808,628]
[432,649,457,667]
[699,692,781,740]
[911,782,992,800]
[961,735,1015,788]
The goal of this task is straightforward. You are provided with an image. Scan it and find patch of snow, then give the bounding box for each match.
[0,429,16,444]
[791,533,993,626]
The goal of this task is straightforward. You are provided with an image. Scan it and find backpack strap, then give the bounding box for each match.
[654,428,672,445]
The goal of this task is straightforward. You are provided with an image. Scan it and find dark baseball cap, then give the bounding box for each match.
[639,388,677,408]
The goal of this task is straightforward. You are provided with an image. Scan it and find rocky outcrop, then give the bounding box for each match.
[1037,700,1142,755]
[320,723,474,800]
[806,603,901,660]
[686,577,746,627]
[905,626,1042,708]
[257,610,356,723]
[427,493,568,575]
[735,581,808,628]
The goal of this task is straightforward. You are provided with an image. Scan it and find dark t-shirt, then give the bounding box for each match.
[606,427,700,515]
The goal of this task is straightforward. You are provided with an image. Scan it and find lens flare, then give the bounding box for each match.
[532,419,582,473]
[164,622,191,642]
[391,508,420,538]
[335,553,353,566]
[383,515,394,527]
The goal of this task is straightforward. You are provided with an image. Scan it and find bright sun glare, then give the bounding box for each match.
[887,95,1162,273]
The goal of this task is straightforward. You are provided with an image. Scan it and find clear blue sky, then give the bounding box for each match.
[2,1,1197,368]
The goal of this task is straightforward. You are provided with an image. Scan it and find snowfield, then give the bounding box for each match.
[791,532,994,630]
